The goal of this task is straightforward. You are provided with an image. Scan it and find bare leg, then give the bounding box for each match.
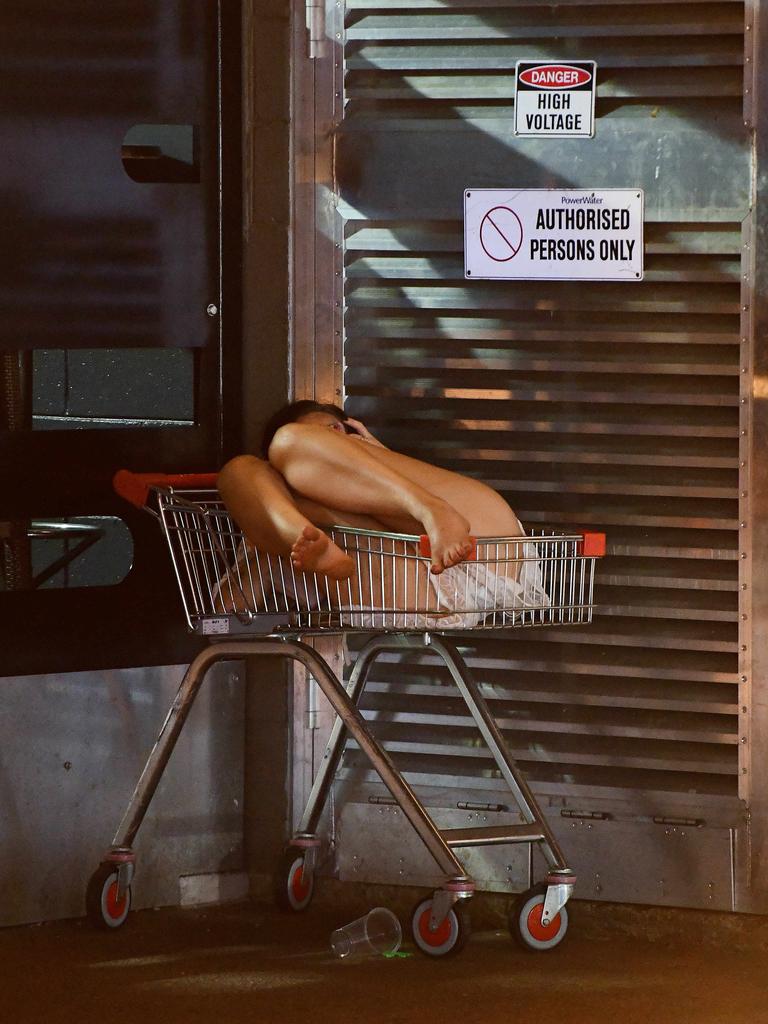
[358,444,524,539]
[268,423,473,573]
[217,455,354,579]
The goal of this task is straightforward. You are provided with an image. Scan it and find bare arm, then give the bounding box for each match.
[343,416,387,448]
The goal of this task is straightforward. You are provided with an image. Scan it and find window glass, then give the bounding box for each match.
[1,516,133,590]
[32,349,194,429]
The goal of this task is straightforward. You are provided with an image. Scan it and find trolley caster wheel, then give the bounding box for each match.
[410,896,471,958]
[509,883,569,952]
[86,863,132,930]
[274,847,315,913]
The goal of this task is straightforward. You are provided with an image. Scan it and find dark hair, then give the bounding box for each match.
[260,400,346,457]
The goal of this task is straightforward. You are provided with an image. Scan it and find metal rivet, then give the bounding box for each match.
[741,737,748,744]
[741,552,748,558]
[743,706,748,713]
[742,675,748,683]
[206,303,218,316]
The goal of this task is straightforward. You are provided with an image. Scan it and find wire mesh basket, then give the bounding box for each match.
[153,486,604,636]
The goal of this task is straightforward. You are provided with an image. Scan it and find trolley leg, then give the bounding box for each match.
[109,645,228,849]
[427,635,570,873]
[296,635,398,836]
[279,639,467,881]
[99,638,469,909]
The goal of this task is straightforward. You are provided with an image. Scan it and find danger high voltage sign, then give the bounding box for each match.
[514,61,596,138]
[464,188,644,281]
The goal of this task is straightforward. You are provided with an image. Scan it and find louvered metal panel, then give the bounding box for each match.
[329,0,750,882]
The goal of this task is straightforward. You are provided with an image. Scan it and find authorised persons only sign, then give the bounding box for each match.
[514,61,596,138]
[464,188,644,281]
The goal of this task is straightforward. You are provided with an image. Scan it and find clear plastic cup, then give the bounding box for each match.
[330,907,402,959]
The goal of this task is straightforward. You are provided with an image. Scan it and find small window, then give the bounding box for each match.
[32,349,194,429]
[121,124,199,183]
[1,516,133,590]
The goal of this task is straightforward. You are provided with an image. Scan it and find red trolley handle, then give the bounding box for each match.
[577,532,607,558]
[113,469,218,510]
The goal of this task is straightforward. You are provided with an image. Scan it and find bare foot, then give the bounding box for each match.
[422,502,473,574]
[290,525,354,580]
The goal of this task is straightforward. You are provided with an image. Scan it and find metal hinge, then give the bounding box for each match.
[306,0,326,59]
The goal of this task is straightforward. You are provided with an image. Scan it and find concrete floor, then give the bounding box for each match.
[2,895,768,1024]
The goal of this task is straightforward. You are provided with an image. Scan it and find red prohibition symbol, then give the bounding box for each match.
[480,206,524,261]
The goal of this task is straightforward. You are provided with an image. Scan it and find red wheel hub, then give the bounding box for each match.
[290,862,310,902]
[105,880,128,920]
[417,907,452,947]
[526,901,561,942]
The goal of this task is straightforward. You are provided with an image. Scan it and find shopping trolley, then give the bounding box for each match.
[86,469,605,956]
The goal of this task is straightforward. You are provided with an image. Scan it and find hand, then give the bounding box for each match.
[343,417,385,447]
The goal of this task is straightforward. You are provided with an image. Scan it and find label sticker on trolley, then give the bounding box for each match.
[202,617,231,635]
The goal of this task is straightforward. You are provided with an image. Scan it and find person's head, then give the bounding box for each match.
[261,400,347,457]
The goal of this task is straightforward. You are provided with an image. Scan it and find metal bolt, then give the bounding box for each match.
[742,675,748,683]
[206,304,218,316]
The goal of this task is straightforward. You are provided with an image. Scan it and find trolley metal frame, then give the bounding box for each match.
[88,471,606,952]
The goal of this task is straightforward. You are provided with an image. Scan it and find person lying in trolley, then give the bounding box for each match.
[218,399,525,582]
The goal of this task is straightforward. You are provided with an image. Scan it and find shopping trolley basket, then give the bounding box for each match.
[87,470,605,956]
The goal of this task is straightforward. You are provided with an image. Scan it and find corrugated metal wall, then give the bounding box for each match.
[293,0,757,909]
